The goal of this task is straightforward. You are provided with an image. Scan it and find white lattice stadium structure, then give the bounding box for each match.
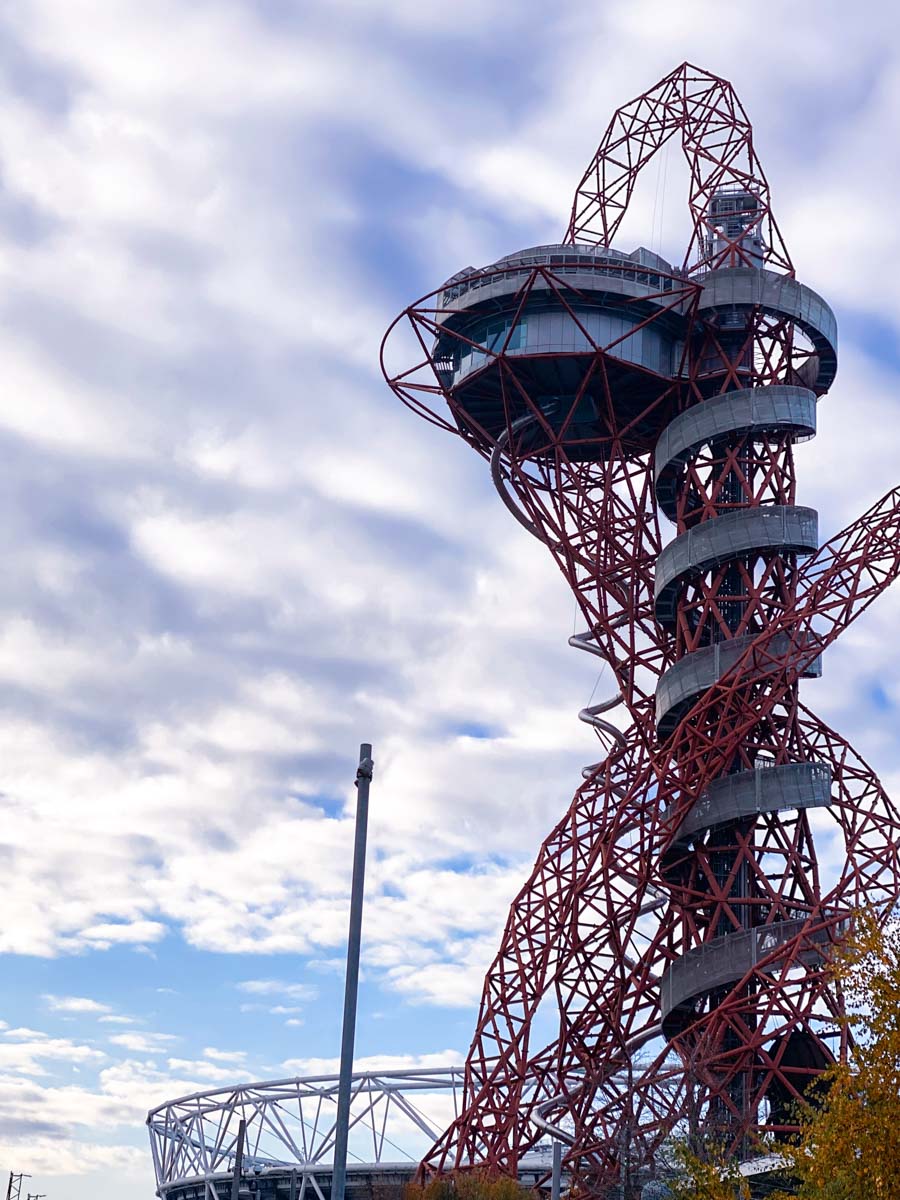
[147,1067,558,1200]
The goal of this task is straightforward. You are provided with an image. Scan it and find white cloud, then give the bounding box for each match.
[166,1057,252,1084]
[42,995,112,1015]
[107,1032,178,1055]
[281,1050,463,1075]
[306,958,345,975]
[77,920,167,947]
[101,1058,242,1119]
[203,1047,247,1064]
[235,980,318,1001]
[0,1034,104,1077]
[0,1132,144,1178]
[0,1049,269,1178]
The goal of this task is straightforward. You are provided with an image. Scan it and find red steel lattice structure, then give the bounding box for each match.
[381,63,900,1194]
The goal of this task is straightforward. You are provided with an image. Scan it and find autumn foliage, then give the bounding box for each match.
[668,912,900,1199]
[404,1172,529,1200]
[767,911,900,1199]
[663,1141,751,1200]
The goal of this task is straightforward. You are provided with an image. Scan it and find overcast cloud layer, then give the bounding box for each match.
[1,1,900,1195]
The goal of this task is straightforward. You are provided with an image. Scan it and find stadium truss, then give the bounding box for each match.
[380,62,900,1195]
[148,1068,486,1199]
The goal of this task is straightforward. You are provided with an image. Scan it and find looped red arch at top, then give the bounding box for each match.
[566,61,794,277]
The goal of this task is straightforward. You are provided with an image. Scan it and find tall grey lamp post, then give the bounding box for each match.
[331,743,374,1200]
[230,1119,246,1200]
[551,1140,562,1200]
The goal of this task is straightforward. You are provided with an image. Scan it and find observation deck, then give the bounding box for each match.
[430,243,696,458]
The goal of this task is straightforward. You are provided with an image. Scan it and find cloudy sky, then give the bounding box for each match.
[1,0,900,1195]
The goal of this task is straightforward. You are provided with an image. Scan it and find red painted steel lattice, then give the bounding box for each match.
[381,63,900,1195]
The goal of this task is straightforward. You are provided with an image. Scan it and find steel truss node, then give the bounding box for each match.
[381,61,900,1196]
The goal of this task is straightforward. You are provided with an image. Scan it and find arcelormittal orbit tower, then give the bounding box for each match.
[382,64,900,1194]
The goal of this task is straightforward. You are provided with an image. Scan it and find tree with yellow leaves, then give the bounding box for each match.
[661,1139,751,1200]
[667,913,900,1200]
[403,1171,528,1200]
[766,911,900,1199]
